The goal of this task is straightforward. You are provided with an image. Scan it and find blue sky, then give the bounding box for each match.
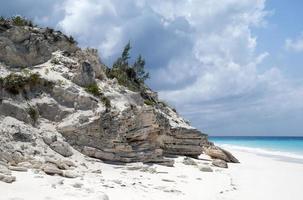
[1,0,303,136]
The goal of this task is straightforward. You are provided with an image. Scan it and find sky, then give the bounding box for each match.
[1,0,303,136]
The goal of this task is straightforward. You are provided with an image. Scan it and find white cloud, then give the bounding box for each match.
[285,33,303,52]
[55,0,303,135]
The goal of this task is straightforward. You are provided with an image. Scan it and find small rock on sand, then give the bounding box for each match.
[0,174,16,183]
[199,165,213,172]
[62,170,79,178]
[182,157,197,166]
[49,141,73,157]
[212,159,228,168]
[8,166,28,172]
[72,182,83,188]
[162,179,175,182]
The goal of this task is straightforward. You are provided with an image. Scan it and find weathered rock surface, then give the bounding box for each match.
[204,146,239,163]
[0,173,16,183]
[42,163,63,175]
[212,159,228,168]
[49,141,73,157]
[0,19,238,174]
[0,19,78,67]
[182,157,198,166]
[199,165,213,172]
[8,166,28,172]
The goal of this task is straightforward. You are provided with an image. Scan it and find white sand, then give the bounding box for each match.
[224,148,303,200]
[1,149,302,200]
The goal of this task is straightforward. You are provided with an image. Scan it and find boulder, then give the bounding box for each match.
[42,132,57,145]
[42,163,63,176]
[62,170,79,178]
[204,146,239,163]
[199,165,213,172]
[8,166,28,172]
[182,157,197,166]
[17,161,32,168]
[50,141,73,157]
[44,157,75,170]
[0,164,11,175]
[212,159,228,168]
[0,101,32,124]
[75,48,106,80]
[36,99,71,122]
[0,174,16,183]
[72,61,96,87]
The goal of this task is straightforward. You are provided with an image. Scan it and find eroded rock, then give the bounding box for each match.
[0,173,16,183]
[204,146,239,163]
[49,141,73,157]
[212,159,228,168]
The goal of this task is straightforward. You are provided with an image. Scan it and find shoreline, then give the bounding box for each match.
[224,148,303,200]
[1,147,302,200]
[217,144,303,164]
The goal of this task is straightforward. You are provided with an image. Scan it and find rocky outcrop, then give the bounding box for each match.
[0,19,78,67]
[72,61,96,87]
[0,19,238,173]
[57,107,173,166]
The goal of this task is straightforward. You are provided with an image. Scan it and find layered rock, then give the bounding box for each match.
[0,19,238,173]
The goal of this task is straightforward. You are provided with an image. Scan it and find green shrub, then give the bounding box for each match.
[68,35,76,44]
[11,16,33,26]
[144,99,155,106]
[0,16,5,22]
[27,104,39,123]
[28,73,40,85]
[106,42,149,92]
[2,73,29,94]
[158,101,168,107]
[85,83,101,96]
[101,96,111,108]
[0,72,51,95]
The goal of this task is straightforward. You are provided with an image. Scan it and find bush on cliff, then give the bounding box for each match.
[0,73,52,95]
[11,16,34,27]
[106,42,149,91]
[85,83,101,96]
[85,83,111,108]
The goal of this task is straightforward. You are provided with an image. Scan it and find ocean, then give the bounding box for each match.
[209,136,303,162]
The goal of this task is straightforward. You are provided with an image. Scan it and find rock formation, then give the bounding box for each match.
[0,18,237,183]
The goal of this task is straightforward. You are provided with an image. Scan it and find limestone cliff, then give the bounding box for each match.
[0,17,237,176]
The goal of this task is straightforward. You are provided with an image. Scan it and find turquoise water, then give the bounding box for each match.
[209,136,303,158]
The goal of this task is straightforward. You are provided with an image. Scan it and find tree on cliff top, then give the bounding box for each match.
[107,42,150,91]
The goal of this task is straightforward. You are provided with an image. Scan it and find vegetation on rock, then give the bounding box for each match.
[100,96,111,109]
[85,83,111,108]
[26,104,39,124]
[11,16,34,26]
[0,16,34,27]
[106,42,149,92]
[85,83,101,96]
[0,73,52,95]
[144,99,156,106]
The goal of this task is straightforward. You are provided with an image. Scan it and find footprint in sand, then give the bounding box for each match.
[8,198,24,200]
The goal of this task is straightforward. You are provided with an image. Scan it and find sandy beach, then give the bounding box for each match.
[1,147,302,200]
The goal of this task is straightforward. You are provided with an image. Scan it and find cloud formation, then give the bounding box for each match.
[285,33,303,52]
[2,0,303,135]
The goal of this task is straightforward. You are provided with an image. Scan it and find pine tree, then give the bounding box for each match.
[113,41,131,70]
[133,55,149,82]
